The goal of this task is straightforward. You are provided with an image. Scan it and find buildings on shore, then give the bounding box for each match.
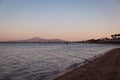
[111,34,120,40]
[86,34,120,43]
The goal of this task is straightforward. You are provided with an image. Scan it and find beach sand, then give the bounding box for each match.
[54,48,120,80]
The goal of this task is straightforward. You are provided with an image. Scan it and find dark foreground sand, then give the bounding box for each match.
[55,48,120,80]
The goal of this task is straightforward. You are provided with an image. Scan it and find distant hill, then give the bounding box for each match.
[12,37,65,42]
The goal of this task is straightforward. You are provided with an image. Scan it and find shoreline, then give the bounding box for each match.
[54,48,120,80]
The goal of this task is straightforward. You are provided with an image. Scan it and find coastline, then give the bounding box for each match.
[54,48,120,80]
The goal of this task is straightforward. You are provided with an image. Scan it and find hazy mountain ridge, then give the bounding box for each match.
[13,37,65,42]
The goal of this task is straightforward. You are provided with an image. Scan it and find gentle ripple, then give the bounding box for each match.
[0,43,119,80]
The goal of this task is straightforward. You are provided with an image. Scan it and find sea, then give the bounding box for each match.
[0,43,119,80]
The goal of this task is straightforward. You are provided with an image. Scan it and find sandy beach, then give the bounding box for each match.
[55,48,120,80]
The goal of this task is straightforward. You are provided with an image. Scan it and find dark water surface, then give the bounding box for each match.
[0,43,119,80]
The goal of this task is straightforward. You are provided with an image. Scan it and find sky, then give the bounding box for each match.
[0,0,120,41]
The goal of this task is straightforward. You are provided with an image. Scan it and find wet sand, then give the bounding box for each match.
[55,48,120,80]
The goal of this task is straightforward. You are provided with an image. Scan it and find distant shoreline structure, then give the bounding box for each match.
[85,33,120,43]
[0,34,120,43]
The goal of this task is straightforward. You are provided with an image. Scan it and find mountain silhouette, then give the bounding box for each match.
[16,37,65,42]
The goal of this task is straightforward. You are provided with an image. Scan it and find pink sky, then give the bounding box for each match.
[0,0,120,41]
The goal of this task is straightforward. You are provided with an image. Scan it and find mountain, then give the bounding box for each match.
[15,37,65,42]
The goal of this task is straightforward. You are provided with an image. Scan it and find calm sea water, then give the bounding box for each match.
[0,43,119,80]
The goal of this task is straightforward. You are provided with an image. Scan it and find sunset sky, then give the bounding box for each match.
[0,0,120,41]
